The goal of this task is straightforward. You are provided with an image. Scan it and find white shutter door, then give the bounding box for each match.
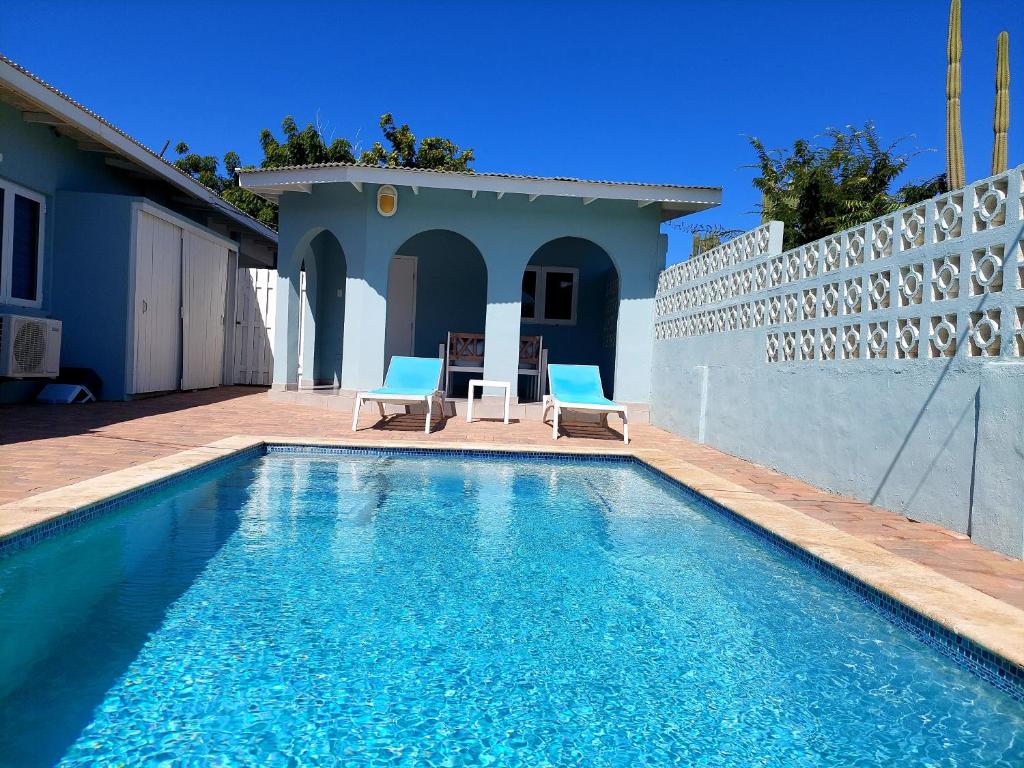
[258,269,276,385]
[232,268,255,384]
[181,231,229,390]
[232,267,275,385]
[131,212,181,394]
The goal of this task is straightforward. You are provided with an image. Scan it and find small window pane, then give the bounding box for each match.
[11,194,41,302]
[521,270,537,319]
[544,270,574,321]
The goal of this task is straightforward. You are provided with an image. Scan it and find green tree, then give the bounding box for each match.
[750,124,946,250]
[359,113,474,171]
[257,115,357,168]
[173,113,475,229]
[173,142,278,228]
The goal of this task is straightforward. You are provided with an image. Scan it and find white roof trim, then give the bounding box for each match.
[239,163,721,221]
[0,56,277,245]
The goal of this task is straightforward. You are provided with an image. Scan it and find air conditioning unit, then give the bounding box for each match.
[0,314,62,378]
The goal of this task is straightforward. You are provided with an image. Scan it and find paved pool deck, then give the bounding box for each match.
[2,386,1022,623]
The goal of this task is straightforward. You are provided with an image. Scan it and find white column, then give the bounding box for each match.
[482,259,523,399]
[340,261,389,392]
[271,261,300,390]
[613,290,656,403]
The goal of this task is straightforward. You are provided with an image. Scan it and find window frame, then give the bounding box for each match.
[521,265,579,326]
[0,177,47,309]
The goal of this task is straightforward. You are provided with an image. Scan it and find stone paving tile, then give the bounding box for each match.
[1,386,1022,610]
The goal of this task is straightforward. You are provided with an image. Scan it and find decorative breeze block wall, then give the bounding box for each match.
[654,165,1024,365]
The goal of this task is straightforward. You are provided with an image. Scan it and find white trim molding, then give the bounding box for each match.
[0,175,47,309]
[521,265,580,326]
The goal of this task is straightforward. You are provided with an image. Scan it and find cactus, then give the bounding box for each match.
[946,0,965,190]
[992,31,1010,174]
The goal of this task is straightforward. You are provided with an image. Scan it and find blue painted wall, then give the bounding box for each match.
[50,192,134,399]
[273,184,664,402]
[0,102,135,322]
[0,101,263,401]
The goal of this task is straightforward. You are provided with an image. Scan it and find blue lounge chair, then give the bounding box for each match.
[542,364,629,444]
[352,356,445,434]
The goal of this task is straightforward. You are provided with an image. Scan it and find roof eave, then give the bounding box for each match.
[238,165,721,220]
[0,57,278,245]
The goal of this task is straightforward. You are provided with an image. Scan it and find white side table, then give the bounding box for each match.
[467,379,511,424]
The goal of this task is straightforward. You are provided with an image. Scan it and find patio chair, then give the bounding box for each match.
[543,364,629,444]
[352,356,445,434]
[444,332,485,397]
[517,335,544,401]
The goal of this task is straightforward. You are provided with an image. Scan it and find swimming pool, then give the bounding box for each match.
[1,448,1022,766]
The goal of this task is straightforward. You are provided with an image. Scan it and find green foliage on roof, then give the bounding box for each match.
[173,114,475,229]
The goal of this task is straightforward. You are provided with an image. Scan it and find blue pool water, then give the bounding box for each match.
[1,451,1022,767]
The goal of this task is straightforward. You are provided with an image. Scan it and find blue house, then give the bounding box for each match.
[238,164,720,407]
[0,55,278,401]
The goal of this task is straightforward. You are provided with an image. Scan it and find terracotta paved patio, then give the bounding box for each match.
[2,387,1022,610]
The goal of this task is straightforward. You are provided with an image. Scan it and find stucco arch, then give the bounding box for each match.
[519,231,624,280]
[385,230,487,392]
[522,236,619,397]
[291,227,347,387]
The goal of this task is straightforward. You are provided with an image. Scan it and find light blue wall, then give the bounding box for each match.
[0,102,135,322]
[650,167,1024,557]
[50,192,134,399]
[0,102,266,401]
[274,183,664,402]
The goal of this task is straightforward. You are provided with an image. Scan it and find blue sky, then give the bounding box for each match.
[2,1,1021,263]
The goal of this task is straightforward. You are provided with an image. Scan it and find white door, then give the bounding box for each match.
[232,267,275,385]
[131,212,181,393]
[296,268,307,378]
[181,231,229,390]
[384,255,417,368]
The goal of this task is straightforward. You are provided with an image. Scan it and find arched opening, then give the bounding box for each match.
[521,237,619,398]
[293,229,347,388]
[385,230,487,397]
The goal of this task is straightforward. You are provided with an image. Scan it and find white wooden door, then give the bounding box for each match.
[296,268,307,378]
[181,231,229,390]
[384,255,417,368]
[131,212,181,393]
[232,267,276,385]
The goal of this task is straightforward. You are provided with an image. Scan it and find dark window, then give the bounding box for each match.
[543,270,575,321]
[11,194,41,302]
[521,269,537,319]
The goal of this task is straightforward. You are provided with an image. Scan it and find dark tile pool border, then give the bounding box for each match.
[633,459,1024,703]
[2,440,1022,703]
[0,445,265,556]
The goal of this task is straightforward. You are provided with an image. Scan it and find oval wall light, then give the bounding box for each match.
[377,185,398,217]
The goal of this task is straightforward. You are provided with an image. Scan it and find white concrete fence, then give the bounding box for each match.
[651,165,1024,557]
